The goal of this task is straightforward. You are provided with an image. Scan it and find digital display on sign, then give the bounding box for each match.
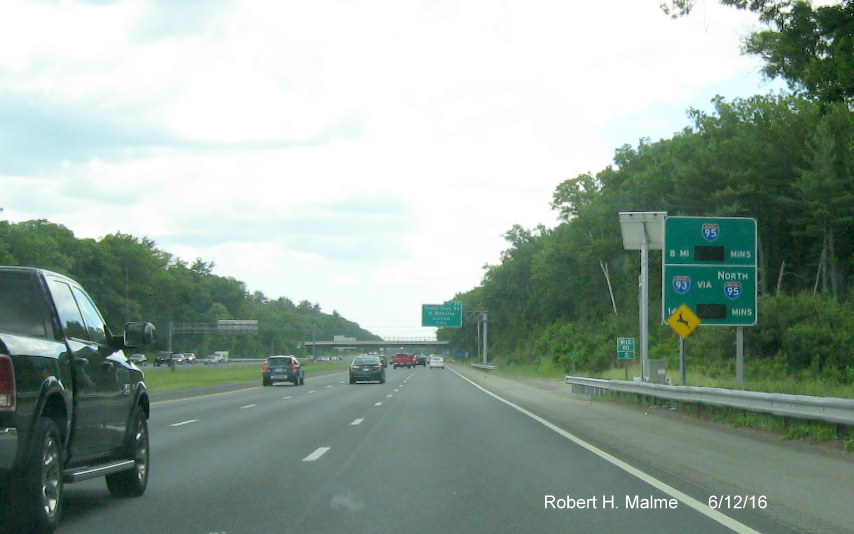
[694,246,725,262]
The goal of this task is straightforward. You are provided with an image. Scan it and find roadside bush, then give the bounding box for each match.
[754,294,854,382]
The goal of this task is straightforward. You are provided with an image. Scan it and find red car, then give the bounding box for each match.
[392,352,417,369]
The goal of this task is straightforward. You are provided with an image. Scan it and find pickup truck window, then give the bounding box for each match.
[0,271,48,338]
[48,278,90,341]
[71,286,108,344]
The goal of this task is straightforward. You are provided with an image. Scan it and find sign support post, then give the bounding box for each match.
[737,326,744,389]
[482,312,488,366]
[619,212,666,382]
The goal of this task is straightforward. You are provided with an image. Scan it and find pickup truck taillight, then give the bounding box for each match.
[291,364,299,370]
[0,355,15,410]
[262,363,270,371]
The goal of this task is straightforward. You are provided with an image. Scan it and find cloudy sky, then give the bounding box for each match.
[1,0,784,338]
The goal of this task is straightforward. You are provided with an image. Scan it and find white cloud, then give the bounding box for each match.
[1,0,779,337]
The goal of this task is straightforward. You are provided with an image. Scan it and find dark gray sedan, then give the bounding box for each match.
[262,355,305,386]
[349,356,386,384]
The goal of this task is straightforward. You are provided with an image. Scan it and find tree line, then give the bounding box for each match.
[0,219,379,357]
[439,94,853,384]
[439,0,854,385]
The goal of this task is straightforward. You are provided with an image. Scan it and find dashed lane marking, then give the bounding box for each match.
[170,419,199,427]
[303,447,331,462]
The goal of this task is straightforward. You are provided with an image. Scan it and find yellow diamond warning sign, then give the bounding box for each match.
[667,304,701,338]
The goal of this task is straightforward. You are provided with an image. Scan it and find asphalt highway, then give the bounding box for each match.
[46,364,807,533]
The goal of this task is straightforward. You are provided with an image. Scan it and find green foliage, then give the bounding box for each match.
[662,0,854,106]
[532,314,638,374]
[783,422,838,442]
[753,294,854,377]
[440,94,854,387]
[0,220,379,357]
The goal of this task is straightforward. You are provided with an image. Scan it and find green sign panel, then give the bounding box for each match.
[616,337,635,360]
[422,301,463,327]
[663,217,757,326]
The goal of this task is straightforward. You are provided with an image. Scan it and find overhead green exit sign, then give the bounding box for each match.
[422,302,463,327]
[663,217,757,327]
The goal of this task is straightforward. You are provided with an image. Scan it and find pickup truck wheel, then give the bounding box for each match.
[13,417,63,533]
[106,409,149,498]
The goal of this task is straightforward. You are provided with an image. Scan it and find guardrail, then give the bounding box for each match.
[565,376,854,427]
[472,364,498,370]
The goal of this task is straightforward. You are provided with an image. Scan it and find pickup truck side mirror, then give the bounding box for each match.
[124,322,156,348]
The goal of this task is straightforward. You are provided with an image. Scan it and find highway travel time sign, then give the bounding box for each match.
[663,216,757,326]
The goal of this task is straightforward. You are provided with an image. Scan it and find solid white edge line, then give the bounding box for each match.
[451,369,763,534]
[170,419,199,427]
[303,447,331,462]
[240,404,256,409]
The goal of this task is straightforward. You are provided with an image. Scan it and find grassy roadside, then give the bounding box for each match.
[143,360,351,393]
[488,359,854,452]
[493,359,854,399]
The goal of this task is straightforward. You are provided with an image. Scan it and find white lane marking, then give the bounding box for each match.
[351,418,364,426]
[339,381,346,384]
[326,385,334,389]
[240,404,256,410]
[283,396,293,400]
[374,402,383,406]
[308,390,317,394]
[303,447,331,462]
[451,370,763,534]
[386,394,393,398]
[170,419,199,427]
[152,386,261,405]
[393,389,399,393]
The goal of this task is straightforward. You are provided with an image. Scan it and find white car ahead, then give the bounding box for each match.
[429,356,444,369]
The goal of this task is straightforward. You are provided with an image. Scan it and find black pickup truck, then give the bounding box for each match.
[0,267,155,533]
